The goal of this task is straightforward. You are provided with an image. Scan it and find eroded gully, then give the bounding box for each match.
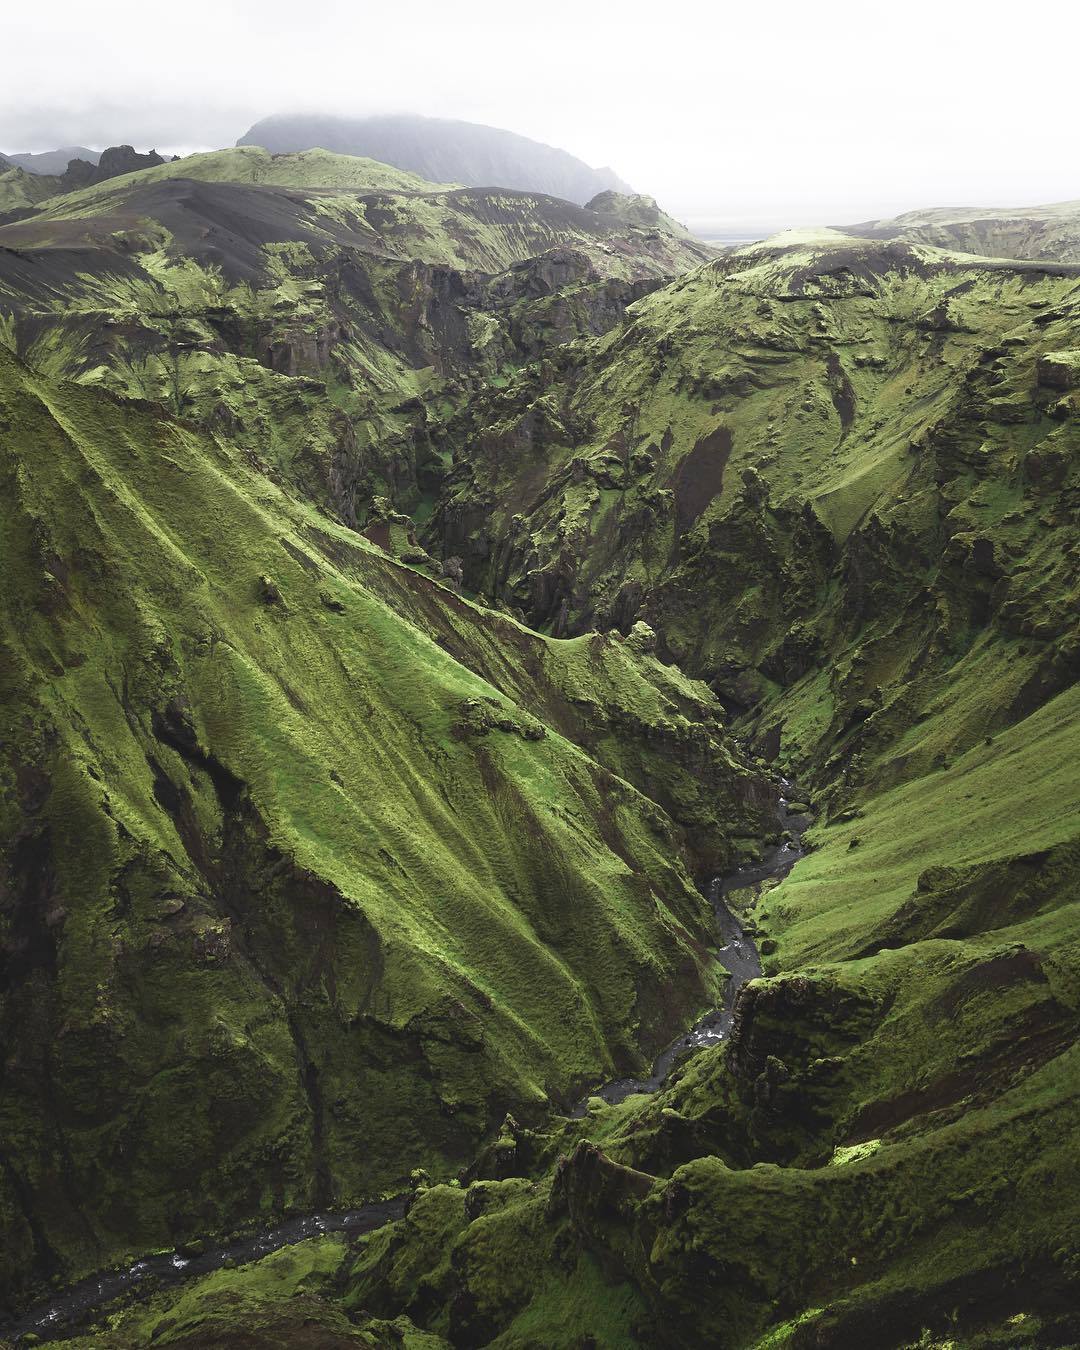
[6,784,809,1344]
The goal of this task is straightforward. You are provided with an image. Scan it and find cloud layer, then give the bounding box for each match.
[4,0,1077,229]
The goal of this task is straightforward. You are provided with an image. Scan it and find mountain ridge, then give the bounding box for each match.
[3,145,101,175]
[238,111,633,205]
[844,195,1080,263]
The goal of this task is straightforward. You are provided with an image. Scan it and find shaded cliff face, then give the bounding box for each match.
[0,341,773,1311]
[427,232,1080,798]
[58,145,168,191]
[238,112,632,205]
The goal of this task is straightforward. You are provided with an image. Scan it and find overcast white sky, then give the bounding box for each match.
[4,0,1078,231]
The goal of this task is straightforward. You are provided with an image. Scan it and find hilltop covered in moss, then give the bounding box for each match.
[0,150,713,542]
[845,197,1080,264]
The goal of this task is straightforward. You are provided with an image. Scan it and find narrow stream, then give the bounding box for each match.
[6,786,808,1345]
[5,1200,407,1345]
[570,785,809,1113]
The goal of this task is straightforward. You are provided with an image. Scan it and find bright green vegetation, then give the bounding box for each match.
[0,145,443,229]
[321,684,1080,1346]
[1,146,1078,1347]
[49,145,448,201]
[429,229,1080,821]
[0,165,58,215]
[0,148,712,542]
[0,341,772,1310]
[321,226,1078,1346]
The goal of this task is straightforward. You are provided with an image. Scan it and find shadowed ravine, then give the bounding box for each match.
[5,786,808,1345]
[571,782,809,1113]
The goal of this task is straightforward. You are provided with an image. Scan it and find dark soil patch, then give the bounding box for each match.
[673,425,732,536]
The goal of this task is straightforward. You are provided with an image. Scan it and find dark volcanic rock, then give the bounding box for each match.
[59,145,166,192]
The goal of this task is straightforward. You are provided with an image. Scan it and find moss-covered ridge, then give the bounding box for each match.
[845,196,1080,265]
[0,165,59,217]
[51,145,449,202]
[0,343,770,1311]
[4,195,1080,1347]
[0,156,711,540]
[0,146,448,225]
[130,225,1080,1349]
[310,669,1080,1349]
[428,233,1080,787]
[3,155,712,281]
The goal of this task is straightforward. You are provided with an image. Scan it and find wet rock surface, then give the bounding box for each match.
[4,1201,406,1345]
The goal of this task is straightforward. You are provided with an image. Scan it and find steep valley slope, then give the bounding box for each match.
[0,147,710,533]
[0,338,773,1309]
[0,151,767,1316]
[0,160,1079,1349]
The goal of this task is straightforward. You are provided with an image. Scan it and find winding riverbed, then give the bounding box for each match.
[571,786,809,1112]
[6,789,808,1345]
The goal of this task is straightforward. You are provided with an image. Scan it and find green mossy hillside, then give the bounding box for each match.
[0,165,709,537]
[79,667,1079,1346]
[4,197,1080,1349]
[44,145,447,204]
[0,166,58,217]
[226,227,1080,1349]
[328,668,1080,1347]
[0,344,766,1311]
[428,233,1080,803]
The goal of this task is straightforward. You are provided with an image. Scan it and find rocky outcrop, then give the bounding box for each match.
[1036,349,1080,390]
[59,145,167,191]
[586,191,694,240]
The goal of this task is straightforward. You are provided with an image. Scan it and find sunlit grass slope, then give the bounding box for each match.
[0,344,764,1305]
[319,674,1080,1347]
[52,145,446,203]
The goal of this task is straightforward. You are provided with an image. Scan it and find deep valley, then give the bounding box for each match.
[0,129,1078,1349]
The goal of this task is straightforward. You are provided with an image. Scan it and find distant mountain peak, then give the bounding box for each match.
[237,112,632,206]
[4,145,101,175]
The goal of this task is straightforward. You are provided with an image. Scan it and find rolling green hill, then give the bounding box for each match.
[33,144,447,206]
[0,146,438,222]
[0,164,59,216]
